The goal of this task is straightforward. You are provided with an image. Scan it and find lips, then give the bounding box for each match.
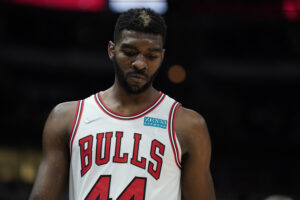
[129,73,146,79]
[128,73,147,83]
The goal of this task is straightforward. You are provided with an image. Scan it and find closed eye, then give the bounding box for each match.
[123,50,138,57]
[146,54,159,60]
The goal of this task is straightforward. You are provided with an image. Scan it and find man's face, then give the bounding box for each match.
[108,30,165,94]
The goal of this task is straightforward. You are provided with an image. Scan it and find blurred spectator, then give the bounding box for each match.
[264,194,293,200]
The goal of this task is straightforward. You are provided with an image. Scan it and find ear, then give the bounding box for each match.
[108,41,115,61]
[161,49,166,61]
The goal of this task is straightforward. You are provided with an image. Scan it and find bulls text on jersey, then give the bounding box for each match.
[79,131,165,180]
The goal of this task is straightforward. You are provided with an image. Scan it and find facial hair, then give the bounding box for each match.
[112,57,160,94]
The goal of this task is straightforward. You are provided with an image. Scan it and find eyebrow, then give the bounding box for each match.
[120,43,138,50]
[148,47,163,52]
[120,43,163,52]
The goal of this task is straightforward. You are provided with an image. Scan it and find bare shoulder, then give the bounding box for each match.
[49,101,78,123]
[176,106,207,129]
[174,106,211,155]
[43,101,78,144]
[29,101,78,200]
[176,107,215,199]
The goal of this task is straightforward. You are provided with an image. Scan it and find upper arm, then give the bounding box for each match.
[29,101,77,200]
[175,107,215,200]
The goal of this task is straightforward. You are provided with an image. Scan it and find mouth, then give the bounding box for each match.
[127,73,147,84]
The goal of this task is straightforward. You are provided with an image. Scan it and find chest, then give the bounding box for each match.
[72,116,173,179]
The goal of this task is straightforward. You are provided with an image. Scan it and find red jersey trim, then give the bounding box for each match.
[94,92,166,120]
[168,101,182,169]
[69,100,85,157]
[68,101,80,147]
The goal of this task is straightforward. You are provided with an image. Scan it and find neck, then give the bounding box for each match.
[103,80,159,106]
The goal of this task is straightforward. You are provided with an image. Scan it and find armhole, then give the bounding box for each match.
[69,100,85,157]
[168,101,182,169]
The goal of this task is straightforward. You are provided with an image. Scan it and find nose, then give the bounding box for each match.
[132,54,147,70]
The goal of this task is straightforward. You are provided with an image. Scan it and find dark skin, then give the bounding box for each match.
[29,30,215,200]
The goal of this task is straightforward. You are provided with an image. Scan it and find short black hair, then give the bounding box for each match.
[114,8,167,45]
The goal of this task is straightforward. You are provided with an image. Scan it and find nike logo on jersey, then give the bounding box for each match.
[144,117,167,129]
[85,117,102,124]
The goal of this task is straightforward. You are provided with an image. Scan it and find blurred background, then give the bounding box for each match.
[0,0,299,199]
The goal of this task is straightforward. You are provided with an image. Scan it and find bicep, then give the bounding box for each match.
[179,111,215,200]
[31,152,69,200]
[29,104,74,200]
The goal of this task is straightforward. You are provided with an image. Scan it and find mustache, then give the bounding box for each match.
[127,70,148,78]
[112,58,149,79]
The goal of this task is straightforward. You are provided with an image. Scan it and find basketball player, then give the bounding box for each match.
[29,8,215,200]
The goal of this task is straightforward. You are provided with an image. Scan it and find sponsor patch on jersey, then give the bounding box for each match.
[144,117,167,129]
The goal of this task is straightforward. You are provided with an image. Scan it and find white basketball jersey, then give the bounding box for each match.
[69,92,182,200]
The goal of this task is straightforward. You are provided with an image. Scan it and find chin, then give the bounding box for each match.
[125,84,149,94]
[126,88,146,94]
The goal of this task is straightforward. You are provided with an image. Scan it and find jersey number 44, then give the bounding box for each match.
[85,175,146,200]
